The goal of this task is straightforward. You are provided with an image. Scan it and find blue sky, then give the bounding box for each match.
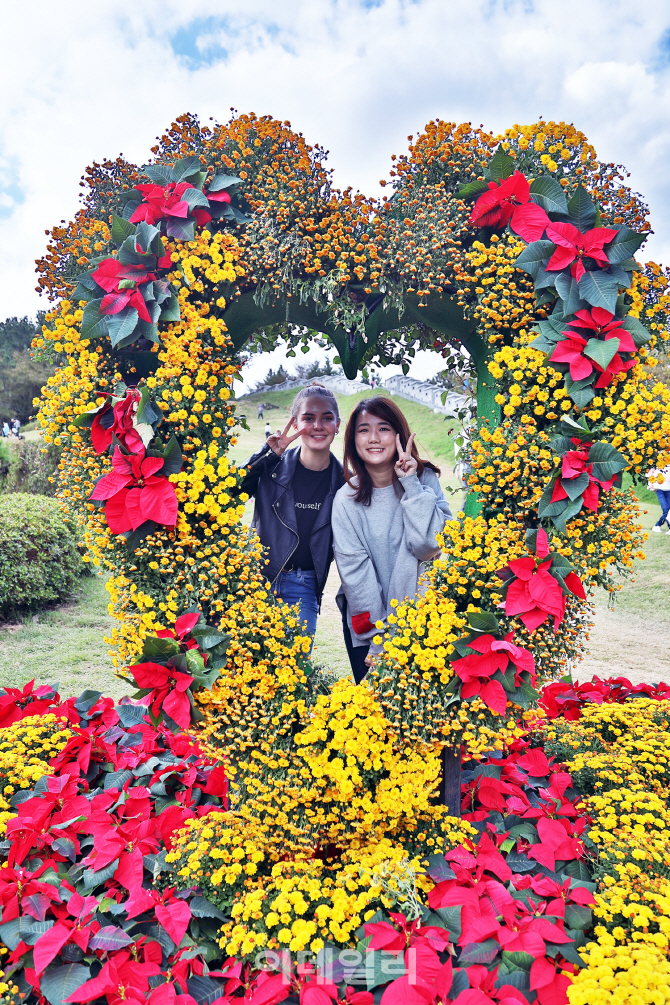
[1,0,670,387]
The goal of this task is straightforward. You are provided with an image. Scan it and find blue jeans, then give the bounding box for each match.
[273,569,319,639]
[655,490,670,527]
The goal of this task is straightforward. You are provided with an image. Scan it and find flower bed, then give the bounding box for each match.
[0,673,668,1005]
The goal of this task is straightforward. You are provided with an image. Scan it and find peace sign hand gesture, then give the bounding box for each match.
[395,432,418,479]
[267,418,302,457]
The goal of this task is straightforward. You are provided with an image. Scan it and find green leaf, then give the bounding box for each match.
[171,156,203,184]
[529,330,556,355]
[551,495,584,533]
[208,174,243,192]
[0,918,22,951]
[537,478,562,519]
[181,188,210,210]
[564,372,596,409]
[116,704,148,727]
[433,905,462,940]
[111,215,136,245]
[565,905,592,931]
[588,441,627,480]
[162,436,183,477]
[622,314,652,347]
[488,149,515,183]
[555,273,588,316]
[136,386,160,427]
[40,965,91,1005]
[567,184,596,231]
[467,610,499,634]
[107,306,140,348]
[81,300,109,340]
[460,939,500,965]
[513,679,541,709]
[189,896,227,921]
[122,200,141,221]
[167,217,196,242]
[562,472,590,500]
[83,857,120,890]
[529,176,568,215]
[142,635,181,660]
[190,625,228,649]
[508,822,539,843]
[501,951,535,973]
[606,264,633,289]
[160,291,181,323]
[73,403,106,428]
[583,336,620,371]
[578,271,620,313]
[606,227,645,264]
[549,553,574,577]
[559,414,591,437]
[143,164,172,185]
[515,240,555,279]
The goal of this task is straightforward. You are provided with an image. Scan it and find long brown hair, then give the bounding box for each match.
[342,397,440,506]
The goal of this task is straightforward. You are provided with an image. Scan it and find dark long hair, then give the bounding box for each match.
[342,397,440,506]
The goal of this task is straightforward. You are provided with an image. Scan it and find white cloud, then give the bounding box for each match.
[1,0,669,353]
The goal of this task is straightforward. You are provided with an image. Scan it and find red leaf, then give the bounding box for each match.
[510,202,550,242]
[536,974,571,1005]
[530,957,557,991]
[379,976,434,1005]
[365,921,406,953]
[564,572,586,600]
[140,477,179,527]
[163,688,193,730]
[175,612,200,638]
[480,680,508,716]
[33,920,72,973]
[302,989,333,1005]
[516,748,550,777]
[248,974,290,1005]
[156,900,191,946]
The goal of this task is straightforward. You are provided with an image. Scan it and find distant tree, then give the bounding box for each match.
[253,365,291,390]
[0,314,54,424]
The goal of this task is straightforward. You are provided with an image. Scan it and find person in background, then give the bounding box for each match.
[257,402,264,420]
[2,422,9,438]
[648,465,670,533]
[264,419,272,439]
[332,397,451,683]
[12,418,20,437]
[238,382,345,643]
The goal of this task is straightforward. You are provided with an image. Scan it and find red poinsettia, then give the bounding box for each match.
[91,259,158,321]
[469,172,550,242]
[90,446,178,534]
[90,389,149,456]
[129,663,195,730]
[549,439,618,512]
[451,634,535,715]
[155,611,201,646]
[544,222,618,281]
[130,182,212,228]
[549,307,637,387]
[503,530,585,632]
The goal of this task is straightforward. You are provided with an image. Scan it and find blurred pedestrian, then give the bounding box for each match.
[264,420,272,439]
[2,422,9,438]
[648,466,670,533]
[257,402,264,420]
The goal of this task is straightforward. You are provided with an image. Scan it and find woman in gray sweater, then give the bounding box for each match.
[332,397,452,682]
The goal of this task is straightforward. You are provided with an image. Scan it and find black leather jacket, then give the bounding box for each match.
[238,444,345,604]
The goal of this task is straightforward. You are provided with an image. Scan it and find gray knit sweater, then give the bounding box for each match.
[332,469,452,653]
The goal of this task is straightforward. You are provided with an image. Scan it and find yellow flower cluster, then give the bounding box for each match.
[0,715,72,835]
[567,931,670,1004]
[466,235,536,341]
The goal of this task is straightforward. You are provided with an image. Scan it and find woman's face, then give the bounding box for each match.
[293,397,339,452]
[354,410,397,470]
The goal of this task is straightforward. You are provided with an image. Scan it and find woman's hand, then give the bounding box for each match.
[395,432,418,478]
[268,418,302,457]
[364,654,373,668]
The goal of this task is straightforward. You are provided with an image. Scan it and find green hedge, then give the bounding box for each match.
[0,494,83,617]
[0,440,61,496]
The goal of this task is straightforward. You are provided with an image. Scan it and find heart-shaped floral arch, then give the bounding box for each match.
[23,110,670,1005]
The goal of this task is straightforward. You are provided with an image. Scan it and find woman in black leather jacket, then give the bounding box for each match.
[238,383,345,641]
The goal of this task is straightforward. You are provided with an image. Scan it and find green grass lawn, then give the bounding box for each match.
[0,575,126,700]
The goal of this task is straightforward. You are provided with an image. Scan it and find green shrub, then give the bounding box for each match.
[0,494,83,617]
[0,440,61,496]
